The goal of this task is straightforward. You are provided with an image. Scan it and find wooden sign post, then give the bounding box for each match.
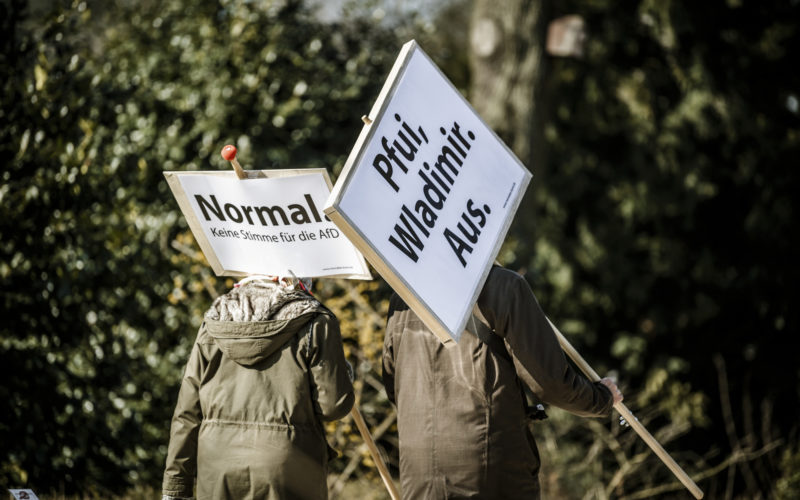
[547,318,704,499]
[350,406,401,500]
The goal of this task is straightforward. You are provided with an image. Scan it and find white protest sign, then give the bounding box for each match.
[8,490,39,500]
[164,169,371,279]
[325,40,531,344]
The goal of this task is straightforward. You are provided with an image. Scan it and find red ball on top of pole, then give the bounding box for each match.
[221,144,247,179]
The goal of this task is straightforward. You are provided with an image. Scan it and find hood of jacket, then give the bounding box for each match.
[203,280,328,366]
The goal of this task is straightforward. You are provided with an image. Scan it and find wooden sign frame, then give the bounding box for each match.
[324,40,531,344]
[164,168,372,280]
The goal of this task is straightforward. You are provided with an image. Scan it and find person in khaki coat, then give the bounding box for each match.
[382,266,623,499]
[162,278,354,500]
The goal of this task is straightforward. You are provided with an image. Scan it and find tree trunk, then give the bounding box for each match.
[468,0,549,171]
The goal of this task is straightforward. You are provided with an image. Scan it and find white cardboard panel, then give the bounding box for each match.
[325,41,531,344]
[165,169,371,280]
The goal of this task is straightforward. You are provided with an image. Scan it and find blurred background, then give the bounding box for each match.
[2,0,799,498]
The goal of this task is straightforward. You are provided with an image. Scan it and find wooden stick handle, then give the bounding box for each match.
[546,318,704,499]
[230,158,247,179]
[350,406,401,500]
[220,145,247,179]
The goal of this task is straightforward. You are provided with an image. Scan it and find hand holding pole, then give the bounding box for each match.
[546,318,704,499]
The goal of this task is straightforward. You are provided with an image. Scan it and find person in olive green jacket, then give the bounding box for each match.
[382,266,623,499]
[162,277,354,500]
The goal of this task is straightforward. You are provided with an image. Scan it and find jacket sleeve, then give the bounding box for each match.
[162,328,207,498]
[478,268,613,417]
[381,294,402,406]
[306,314,355,421]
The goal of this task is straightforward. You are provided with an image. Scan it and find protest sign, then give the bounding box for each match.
[164,169,371,280]
[324,40,531,344]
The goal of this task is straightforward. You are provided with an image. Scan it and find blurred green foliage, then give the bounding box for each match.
[495,0,800,496]
[0,0,406,495]
[1,0,798,498]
